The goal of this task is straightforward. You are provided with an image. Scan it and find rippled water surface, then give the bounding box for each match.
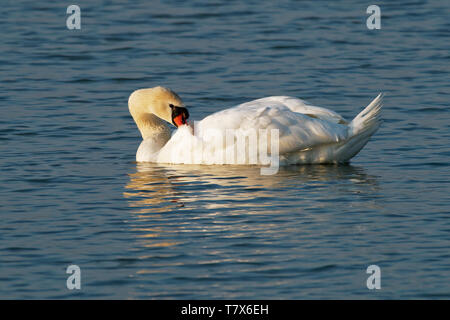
[1,0,449,299]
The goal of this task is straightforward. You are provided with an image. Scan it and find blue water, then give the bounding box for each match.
[0,0,449,299]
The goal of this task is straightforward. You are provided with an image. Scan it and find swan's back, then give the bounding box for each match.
[154,94,382,166]
[195,96,349,155]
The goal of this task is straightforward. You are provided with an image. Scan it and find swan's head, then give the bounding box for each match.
[129,86,189,127]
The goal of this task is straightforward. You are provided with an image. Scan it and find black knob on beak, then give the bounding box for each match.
[170,105,189,127]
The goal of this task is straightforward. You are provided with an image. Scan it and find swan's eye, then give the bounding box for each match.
[169,104,175,108]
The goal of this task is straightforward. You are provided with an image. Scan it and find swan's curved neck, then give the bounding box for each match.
[130,108,171,142]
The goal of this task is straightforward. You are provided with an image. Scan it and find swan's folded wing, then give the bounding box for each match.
[261,96,348,124]
[197,98,349,155]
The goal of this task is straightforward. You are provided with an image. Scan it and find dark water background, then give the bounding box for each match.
[0,0,449,299]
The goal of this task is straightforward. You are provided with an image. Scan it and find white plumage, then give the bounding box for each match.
[129,87,382,166]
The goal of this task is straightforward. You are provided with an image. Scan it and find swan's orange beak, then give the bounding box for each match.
[171,105,189,127]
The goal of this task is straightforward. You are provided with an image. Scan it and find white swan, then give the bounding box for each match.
[128,86,382,168]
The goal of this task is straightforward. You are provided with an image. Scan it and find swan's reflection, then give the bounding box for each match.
[124,163,379,215]
[123,163,379,269]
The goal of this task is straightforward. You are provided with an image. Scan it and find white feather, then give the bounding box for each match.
[144,94,383,165]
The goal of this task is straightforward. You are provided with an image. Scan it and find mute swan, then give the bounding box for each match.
[128,86,382,170]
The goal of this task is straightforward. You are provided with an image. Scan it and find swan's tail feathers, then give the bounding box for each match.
[349,93,383,137]
[334,93,383,162]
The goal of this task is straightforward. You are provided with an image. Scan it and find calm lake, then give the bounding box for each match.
[0,0,449,299]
